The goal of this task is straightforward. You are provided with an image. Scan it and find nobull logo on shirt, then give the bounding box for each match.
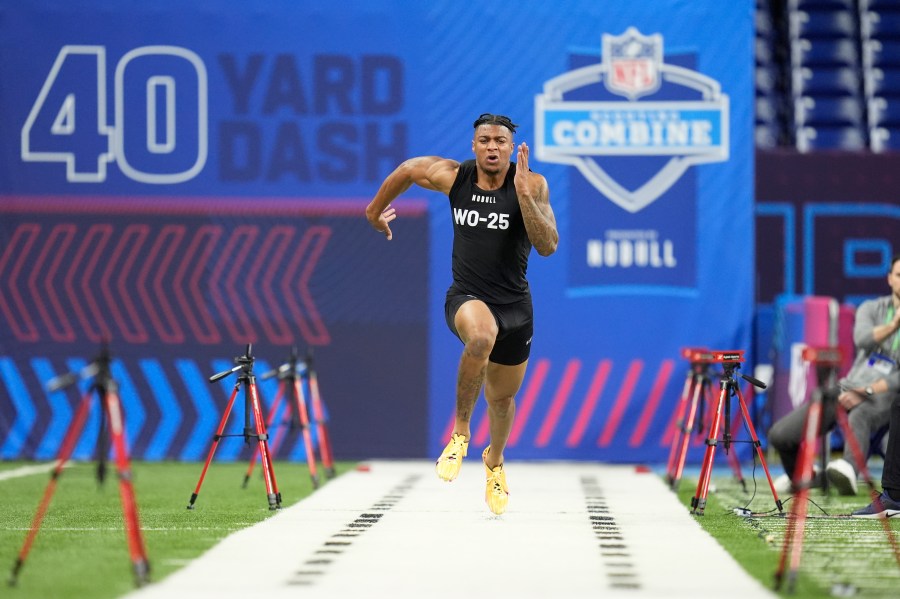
[534,27,729,214]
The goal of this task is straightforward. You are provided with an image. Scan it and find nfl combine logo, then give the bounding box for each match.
[534,27,729,213]
[606,29,661,100]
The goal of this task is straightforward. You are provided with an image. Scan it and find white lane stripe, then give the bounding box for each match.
[124,461,776,599]
[0,462,60,481]
[3,527,246,532]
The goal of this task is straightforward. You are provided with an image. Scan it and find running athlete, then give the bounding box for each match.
[365,113,558,515]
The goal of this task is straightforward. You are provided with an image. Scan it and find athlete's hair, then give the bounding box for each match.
[473,113,518,133]
[891,253,900,271]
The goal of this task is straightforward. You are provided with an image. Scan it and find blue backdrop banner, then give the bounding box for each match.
[0,0,753,463]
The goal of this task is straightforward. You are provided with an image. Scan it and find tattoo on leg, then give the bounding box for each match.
[456,365,486,424]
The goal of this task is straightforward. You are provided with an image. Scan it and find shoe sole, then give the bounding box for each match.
[851,509,900,519]
[825,468,857,496]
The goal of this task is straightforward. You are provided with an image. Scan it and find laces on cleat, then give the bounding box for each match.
[482,447,509,515]
[435,433,468,482]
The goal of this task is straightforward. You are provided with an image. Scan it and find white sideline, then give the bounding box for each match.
[124,461,775,599]
[0,462,58,482]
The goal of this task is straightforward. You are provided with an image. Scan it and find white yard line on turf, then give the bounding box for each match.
[124,461,776,599]
[0,462,59,482]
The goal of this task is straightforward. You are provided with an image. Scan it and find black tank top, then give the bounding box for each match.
[447,160,532,304]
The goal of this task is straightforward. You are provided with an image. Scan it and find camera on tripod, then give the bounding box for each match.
[708,349,745,365]
[680,347,715,364]
[800,345,843,367]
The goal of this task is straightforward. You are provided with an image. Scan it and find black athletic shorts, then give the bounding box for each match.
[444,288,533,366]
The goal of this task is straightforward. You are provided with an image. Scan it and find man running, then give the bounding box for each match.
[366,113,558,514]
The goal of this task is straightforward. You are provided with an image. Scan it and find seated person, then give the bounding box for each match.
[768,255,900,495]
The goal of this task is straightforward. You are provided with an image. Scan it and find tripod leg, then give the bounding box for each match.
[724,401,747,493]
[665,371,696,486]
[249,382,281,510]
[104,387,151,586]
[188,384,239,509]
[834,407,900,568]
[95,387,109,486]
[268,386,291,458]
[734,386,783,513]
[691,385,727,515]
[775,392,821,590]
[243,384,283,489]
[671,374,705,490]
[293,378,320,488]
[308,369,335,477]
[9,390,93,586]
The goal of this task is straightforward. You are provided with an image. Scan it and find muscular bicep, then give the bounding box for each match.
[404,156,459,194]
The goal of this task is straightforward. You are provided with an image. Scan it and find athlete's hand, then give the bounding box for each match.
[371,204,396,240]
[514,142,534,199]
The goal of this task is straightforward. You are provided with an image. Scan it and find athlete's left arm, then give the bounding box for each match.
[514,142,558,257]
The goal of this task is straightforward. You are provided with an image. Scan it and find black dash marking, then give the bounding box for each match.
[611,582,641,589]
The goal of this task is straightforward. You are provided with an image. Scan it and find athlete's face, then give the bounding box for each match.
[472,124,514,175]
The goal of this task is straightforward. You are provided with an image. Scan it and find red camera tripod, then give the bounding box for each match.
[243,346,322,489]
[9,343,150,588]
[666,347,747,492]
[690,350,783,516]
[187,344,282,510]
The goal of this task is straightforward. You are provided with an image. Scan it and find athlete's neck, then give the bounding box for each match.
[476,169,507,191]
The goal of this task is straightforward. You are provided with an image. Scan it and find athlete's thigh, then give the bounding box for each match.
[454,299,499,344]
[484,360,529,401]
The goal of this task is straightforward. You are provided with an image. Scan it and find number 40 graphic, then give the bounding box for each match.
[21,45,208,184]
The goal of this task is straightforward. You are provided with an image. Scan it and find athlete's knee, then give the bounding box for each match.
[464,330,497,360]
[486,394,515,417]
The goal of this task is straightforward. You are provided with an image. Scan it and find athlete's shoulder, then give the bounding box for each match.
[458,159,477,174]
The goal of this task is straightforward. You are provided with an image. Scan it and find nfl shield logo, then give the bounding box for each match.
[604,27,662,100]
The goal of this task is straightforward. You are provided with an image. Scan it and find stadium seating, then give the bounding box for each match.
[796,125,867,151]
[796,95,865,127]
[862,10,900,40]
[755,0,900,152]
[792,37,858,66]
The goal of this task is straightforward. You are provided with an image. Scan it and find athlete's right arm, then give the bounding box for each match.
[366,156,459,240]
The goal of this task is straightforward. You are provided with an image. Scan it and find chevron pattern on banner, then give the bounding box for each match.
[0,354,324,462]
[0,220,330,346]
[2,352,761,462]
[0,197,432,461]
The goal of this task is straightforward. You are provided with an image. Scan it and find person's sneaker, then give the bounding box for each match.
[851,491,900,518]
[482,447,509,515]
[773,465,821,496]
[825,458,858,496]
[773,473,793,496]
[435,433,468,482]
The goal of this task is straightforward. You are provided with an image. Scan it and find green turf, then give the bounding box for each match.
[675,471,900,597]
[1,460,353,599]
[3,460,900,598]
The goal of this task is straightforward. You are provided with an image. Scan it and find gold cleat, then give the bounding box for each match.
[435,433,468,482]
[482,447,509,515]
